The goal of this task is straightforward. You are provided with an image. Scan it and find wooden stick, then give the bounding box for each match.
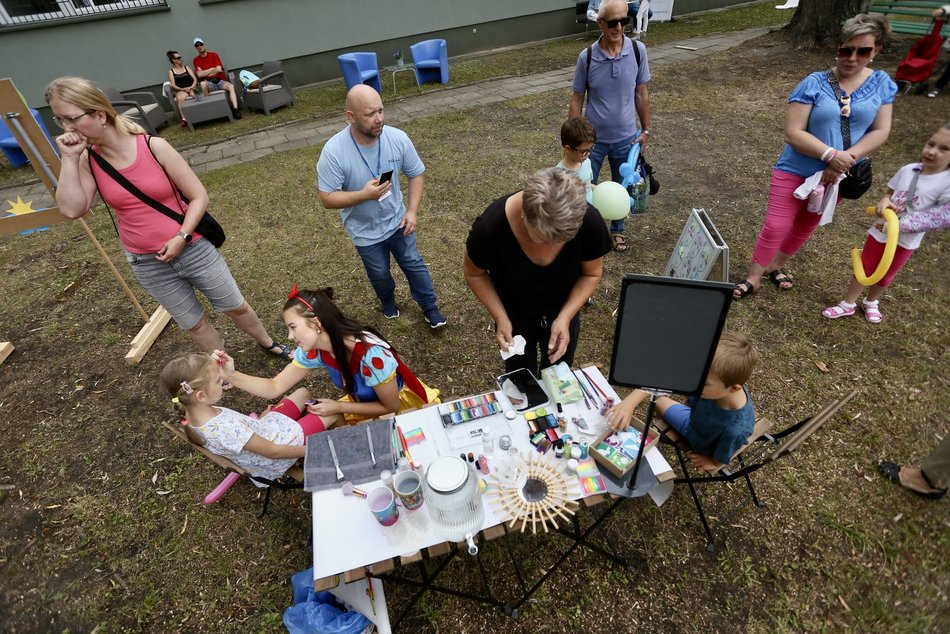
[675,45,698,51]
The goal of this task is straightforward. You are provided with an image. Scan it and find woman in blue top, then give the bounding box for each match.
[734,14,896,299]
[217,286,439,427]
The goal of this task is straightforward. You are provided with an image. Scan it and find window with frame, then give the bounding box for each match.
[0,0,167,28]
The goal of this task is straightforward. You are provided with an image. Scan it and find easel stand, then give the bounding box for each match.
[0,78,170,364]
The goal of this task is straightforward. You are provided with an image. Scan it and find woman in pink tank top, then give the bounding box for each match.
[47,76,290,360]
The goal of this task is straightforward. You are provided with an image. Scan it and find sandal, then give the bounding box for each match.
[260,341,292,360]
[767,269,794,290]
[733,279,756,299]
[822,301,856,319]
[861,301,882,324]
[611,233,627,252]
[877,460,947,499]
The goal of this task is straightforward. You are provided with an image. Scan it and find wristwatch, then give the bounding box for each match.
[176,230,193,243]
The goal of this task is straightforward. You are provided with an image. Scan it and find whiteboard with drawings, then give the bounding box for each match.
[663,208,729,282]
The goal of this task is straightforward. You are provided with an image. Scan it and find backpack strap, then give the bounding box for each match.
[585,35,642,108]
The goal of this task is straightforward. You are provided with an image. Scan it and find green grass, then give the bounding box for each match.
[2,3,948,632]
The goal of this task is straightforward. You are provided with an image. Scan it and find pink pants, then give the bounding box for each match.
[751,169,830,267]
[859,235,914,288]
[271,398,326,438]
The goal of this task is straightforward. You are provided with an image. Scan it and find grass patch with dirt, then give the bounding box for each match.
[1,19,948,634]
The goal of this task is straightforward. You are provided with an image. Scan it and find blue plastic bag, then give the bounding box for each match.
[283,568,370,634]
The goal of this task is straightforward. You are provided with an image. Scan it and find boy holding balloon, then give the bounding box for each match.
[822,123,950,323]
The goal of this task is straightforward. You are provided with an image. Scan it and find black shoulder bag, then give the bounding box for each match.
[87,137,226,248]
[826,70,873,200]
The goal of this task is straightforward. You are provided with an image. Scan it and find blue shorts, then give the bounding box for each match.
[662,403,693,437]
[124,238,245,330]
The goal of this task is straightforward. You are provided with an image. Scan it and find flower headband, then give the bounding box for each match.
[287,283,315,313]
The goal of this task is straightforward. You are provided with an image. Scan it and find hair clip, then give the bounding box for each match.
[171,396,180,404]
[287,283,315,313]
[179,381,194,395]
[180,419,189,426]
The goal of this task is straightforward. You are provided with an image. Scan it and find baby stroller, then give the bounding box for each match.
[894,18,947,96]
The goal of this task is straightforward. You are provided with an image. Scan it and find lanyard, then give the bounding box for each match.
[349,127,383,178]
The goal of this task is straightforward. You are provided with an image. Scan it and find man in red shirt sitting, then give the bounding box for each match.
[192,37,241,119]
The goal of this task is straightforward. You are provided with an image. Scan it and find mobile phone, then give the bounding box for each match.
[378,170,394,184]
[496,368,549,412]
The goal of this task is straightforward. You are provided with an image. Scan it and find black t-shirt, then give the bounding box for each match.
[466,193,611,317]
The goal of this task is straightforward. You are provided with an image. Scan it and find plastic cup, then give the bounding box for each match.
[394,470,425,510]
[367,486,399,526]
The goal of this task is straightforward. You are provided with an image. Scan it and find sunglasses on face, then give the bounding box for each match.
[837,46,873,59]
[172,56,182,60]
[194,42,204,48]
[601,17,630,29]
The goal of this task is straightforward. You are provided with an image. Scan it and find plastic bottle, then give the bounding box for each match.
[481,428,493,456]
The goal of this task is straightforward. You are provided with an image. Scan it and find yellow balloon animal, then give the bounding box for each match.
[852,207,898,286]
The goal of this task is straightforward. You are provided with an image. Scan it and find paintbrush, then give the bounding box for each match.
[341,481,368,498]
[397,425,417,470]
[572,369,594,409]
[581,367,610,402]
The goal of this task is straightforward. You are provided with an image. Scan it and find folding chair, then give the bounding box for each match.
[161,419,303,517]
[654,389,859,551]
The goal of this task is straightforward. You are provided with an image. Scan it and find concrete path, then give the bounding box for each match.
[3,27,772,210]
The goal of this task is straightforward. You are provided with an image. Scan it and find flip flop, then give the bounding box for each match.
[260,341,292,360]
[611,233,628,252]
[733,280,755,299]
[768,269,794,290]
[877,460,947,499]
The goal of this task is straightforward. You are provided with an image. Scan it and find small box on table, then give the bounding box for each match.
[589,426,659,478]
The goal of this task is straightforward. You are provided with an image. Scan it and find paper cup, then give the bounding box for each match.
[393,470,425,510]
[367,486,399,526]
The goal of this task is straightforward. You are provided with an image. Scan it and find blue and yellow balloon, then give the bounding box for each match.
[852,207,898,286]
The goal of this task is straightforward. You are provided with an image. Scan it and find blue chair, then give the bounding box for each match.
[0,109,56,168]
[410,39,449,86]
[337,52,382,93]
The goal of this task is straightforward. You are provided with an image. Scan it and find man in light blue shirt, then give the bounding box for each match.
[569,0,651,252]
[317,85,446,328]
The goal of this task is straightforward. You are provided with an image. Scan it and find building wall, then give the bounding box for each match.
[3,0,754,114]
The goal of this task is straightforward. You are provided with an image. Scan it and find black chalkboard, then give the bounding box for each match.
[609,274,734,395]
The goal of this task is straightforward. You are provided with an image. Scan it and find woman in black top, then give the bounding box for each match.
[166,50,198,127]
[464,168,612,376]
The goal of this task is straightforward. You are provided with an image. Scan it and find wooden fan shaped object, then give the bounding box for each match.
[486,451,581,534]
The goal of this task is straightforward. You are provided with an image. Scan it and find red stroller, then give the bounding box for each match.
[895,18,947,95]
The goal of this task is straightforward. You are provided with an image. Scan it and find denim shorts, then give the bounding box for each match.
[205,78,230,92]
[125,238,245,330]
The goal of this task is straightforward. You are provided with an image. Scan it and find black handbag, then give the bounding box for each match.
[839,157,873,200]
[88,138,226,248]
[827,70,873,200]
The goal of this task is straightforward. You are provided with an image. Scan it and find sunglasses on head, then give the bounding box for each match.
[837,46,873,59]
[602,16,630,28]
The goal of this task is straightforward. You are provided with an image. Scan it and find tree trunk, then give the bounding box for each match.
[786,0,871,47]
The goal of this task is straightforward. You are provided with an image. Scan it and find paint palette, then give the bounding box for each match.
[438,393,502,427]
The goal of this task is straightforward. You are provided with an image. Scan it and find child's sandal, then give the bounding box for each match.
[861,301,883,324]
[822,301,856,319]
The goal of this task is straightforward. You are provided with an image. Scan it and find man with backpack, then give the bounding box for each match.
[569,0,651,252]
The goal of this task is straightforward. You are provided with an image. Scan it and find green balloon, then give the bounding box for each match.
[592,181,630,220]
